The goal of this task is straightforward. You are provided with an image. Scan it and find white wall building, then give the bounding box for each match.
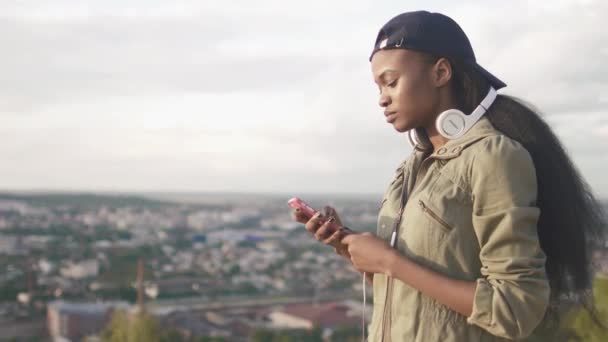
[60,260,99,279]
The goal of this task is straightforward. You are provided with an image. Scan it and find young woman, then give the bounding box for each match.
[292,10,606,341]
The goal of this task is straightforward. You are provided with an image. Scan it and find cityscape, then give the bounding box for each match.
[1,192,607,341]
[0,192,384,341]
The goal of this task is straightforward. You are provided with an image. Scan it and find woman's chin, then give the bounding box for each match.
[392,120,412,133]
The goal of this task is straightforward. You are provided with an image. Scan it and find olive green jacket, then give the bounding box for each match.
[369,116,550,341]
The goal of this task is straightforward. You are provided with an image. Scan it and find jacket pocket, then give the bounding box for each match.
[418,199,453,234]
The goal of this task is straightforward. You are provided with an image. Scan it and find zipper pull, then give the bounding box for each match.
[418,199,426,211]
[390,231,397,247]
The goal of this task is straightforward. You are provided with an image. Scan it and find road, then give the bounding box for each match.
[147,290,363,314]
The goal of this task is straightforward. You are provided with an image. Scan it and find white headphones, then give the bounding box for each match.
[408,87,497,146]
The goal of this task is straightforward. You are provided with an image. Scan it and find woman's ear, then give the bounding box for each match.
[432,57,453,87]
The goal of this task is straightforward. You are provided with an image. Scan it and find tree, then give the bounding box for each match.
[101,310,129,342]
[250,329,275,342]
[250,328,323,342]
[194,337,227,342]
[101,310,161,342]
[330,326,360,342]
[160,329,185,342]
[526,276,608,341]
[564,276,608,341]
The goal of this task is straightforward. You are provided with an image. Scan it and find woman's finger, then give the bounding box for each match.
[314,217,335,241]
[322,226,344,245]
[304,212,323,234]
[324,206,343,226]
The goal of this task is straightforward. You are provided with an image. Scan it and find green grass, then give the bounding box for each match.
[529,275,608,341]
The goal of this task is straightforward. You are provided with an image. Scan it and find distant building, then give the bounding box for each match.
[60,260,99,280]
[161,311,231,340]
[0,235,18,254]
[0,235,26,255]
[0,199,29,214]
[206,229,285,244]
[24,235,52,249]
[151,277,209,296]
[268,302,361,330]
[47,301,130,342]
[187,211,216,231]
[192,234,207,244]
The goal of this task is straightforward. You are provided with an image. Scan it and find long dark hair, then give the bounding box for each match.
[417,53,607,326]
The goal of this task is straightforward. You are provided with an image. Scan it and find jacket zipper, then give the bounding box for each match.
[379,154,434,342]
[379,179,407,342]
[380,206,403,342]
[418,199,453,233]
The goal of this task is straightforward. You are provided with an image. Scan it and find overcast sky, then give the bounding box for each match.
[1,0,607,198]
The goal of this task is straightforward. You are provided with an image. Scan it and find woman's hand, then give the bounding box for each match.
[291,206,351,258]
[341,232,398,275]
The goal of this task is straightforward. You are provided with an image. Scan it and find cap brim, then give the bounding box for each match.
[468,61,507,90]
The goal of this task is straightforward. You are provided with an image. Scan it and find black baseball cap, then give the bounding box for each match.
[369,11,506,90]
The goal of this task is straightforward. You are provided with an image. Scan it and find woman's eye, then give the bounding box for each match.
[378,80,397,94]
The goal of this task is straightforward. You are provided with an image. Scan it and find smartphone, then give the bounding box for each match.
[287,197,353,234]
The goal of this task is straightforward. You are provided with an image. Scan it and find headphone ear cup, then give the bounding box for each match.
[436,109,467,139]
[434,87,496,141]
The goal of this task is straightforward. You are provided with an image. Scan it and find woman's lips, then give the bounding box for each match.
[385,112,397,123]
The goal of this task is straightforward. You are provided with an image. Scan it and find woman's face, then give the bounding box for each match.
[371,49,439,133]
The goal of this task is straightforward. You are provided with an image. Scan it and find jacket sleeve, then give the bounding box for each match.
[466,135,550,340]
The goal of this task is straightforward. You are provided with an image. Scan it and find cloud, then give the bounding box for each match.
[0,0,606,197]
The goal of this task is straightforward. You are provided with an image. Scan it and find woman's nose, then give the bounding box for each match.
[378,92,391,108]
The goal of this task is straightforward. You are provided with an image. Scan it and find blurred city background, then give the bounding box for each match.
[0,192,383,341]
[0,192,606,341]
[1,1,607,341]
